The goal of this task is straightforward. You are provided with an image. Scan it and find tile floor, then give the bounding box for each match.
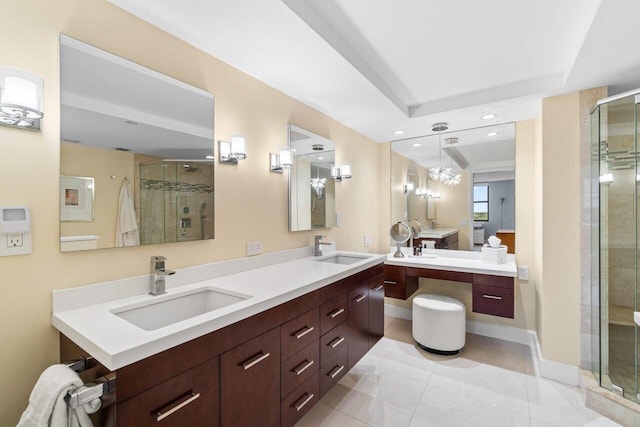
[296,316,621,427]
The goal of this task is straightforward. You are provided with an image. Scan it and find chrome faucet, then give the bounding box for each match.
[314,235,332,256]
[149,256,175,295]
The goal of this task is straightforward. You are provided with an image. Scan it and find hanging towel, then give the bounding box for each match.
[115,179,140,247]
[17,364,97,427]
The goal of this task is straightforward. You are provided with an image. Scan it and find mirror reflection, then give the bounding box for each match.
[59,35,215,252]
[391,123,515,252]
[288,125,336,231]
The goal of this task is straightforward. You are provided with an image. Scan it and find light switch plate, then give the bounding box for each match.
[246,241,263,256]
[363,234,370,248]
[517,266,529,281]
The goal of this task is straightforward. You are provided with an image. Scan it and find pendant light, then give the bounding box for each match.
[310,165,326,198]
[429,122,449,182]
[443,137,462,186]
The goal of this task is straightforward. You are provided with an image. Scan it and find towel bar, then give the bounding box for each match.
[64,357,116,409]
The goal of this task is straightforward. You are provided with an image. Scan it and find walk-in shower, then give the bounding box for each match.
[591,89,640,402]
[139,160,214,244]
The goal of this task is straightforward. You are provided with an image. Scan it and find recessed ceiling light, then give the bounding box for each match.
[318,157,324,160]
[481,114,496,120]
[394,130,405,135]
[412,143,422,147]
[487,132,499,137]
[205,155,214,160]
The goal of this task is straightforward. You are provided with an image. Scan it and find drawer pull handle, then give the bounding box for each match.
[372,285,384,291]
[354,294,367,303]
[327,336,345,348]
[156,391,200,422]
[293,393,315,412]
[328,364,345,379]
[328,308,345,318]
[293,359,315,376]
[482,294,502,300]
[293,325,315,339]
[383,280,397,285]
[241,351,271,370]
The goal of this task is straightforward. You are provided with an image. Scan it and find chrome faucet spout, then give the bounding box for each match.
[314,235,333,256]
[150,256,175,295]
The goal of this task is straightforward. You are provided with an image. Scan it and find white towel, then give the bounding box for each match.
[115,180,140,247]
[17,364,95,427]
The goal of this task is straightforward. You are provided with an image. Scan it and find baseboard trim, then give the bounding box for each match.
[384,303,580,386]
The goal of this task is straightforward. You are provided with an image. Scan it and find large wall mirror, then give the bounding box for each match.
[288,125,336,232]
[59,35,215,252]
[391,123,515,252]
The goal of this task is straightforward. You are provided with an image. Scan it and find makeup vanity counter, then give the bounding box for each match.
[384,248,517,318]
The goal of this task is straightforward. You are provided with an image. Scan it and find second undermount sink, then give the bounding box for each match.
[112,288,251,331]
[317,254,369,265]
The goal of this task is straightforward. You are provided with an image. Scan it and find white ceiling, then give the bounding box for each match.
[106,0,640,146]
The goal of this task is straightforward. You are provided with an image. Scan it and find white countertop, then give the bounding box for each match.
[385,247,517,277]
[418,228,458,239]
[52,248,386,371]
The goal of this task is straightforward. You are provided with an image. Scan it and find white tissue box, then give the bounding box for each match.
[482,246,507,264]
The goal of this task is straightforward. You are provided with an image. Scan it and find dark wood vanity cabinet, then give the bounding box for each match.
[117,358,219,426]
[383,265,418,299]
[220,328,281,427]
[61,262,385,427]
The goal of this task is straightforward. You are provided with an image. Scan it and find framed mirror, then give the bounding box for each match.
[391,123,515,251]
[59,35,215,252]
[288,125,336,231]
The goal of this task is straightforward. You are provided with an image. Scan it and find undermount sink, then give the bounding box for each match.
[112,288,251,331]
[317,254,369,265]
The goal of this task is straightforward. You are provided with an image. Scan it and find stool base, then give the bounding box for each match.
[416,342,460,356]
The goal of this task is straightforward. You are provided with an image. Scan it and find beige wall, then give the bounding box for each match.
[0,1,384,422]
[539,92,582,365]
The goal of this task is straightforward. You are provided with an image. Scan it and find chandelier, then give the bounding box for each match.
[428,123,461,186]
[310,165,326,198]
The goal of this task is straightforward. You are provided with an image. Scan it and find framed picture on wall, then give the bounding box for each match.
[60,175,95,221]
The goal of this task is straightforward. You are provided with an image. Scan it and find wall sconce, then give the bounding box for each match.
[269,147,293,173]
[415,187,430,198]
[0,66,44,131]
[599,173,614,184]
[331,163,351,182]
[219,134,247,164]
[403,182,415,194]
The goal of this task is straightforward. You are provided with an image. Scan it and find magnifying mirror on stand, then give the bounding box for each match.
[390,222,411,258]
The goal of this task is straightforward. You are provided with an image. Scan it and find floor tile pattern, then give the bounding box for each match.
[296,317,621,426]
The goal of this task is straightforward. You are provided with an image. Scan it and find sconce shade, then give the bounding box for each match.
[230,134,247,160]
[331,163,352,182]
[0,66,44,130]
[279,147,292,169]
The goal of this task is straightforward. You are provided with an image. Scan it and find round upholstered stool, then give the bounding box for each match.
[412,294,466,355]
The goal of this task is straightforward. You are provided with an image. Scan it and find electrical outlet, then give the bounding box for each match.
[517,266,529,281]
[246,241,263,256]
[7,234,23,247]
[460,219,468,226]
[336,213,342,226]
[363,234,370,248]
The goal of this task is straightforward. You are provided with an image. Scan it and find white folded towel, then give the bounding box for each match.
[17,364,95,427]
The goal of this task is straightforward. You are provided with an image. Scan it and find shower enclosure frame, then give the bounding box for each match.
[591,88,640,402]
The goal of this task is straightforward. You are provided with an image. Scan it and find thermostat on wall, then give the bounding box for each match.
[0,206,32,256]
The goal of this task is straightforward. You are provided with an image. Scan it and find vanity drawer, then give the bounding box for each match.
[320,321,348,364]
[383,265,418,299]
[320,293,348,335]
[281,341,319,398]
[117,357,219,426]
[472,273,514,289]
[281,371,319,427]
[281,308,319,360]
[472,283,514,318]
[320,346,348,397]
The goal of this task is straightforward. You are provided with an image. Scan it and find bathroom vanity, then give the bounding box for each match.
[384,248,517,318]
[52,249,385,426]
[410,228,459,250]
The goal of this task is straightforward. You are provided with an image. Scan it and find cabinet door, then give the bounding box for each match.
[117,358,219,427]
[347,284,369,370]
[220,328,280,427]
[368,274,385,349]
